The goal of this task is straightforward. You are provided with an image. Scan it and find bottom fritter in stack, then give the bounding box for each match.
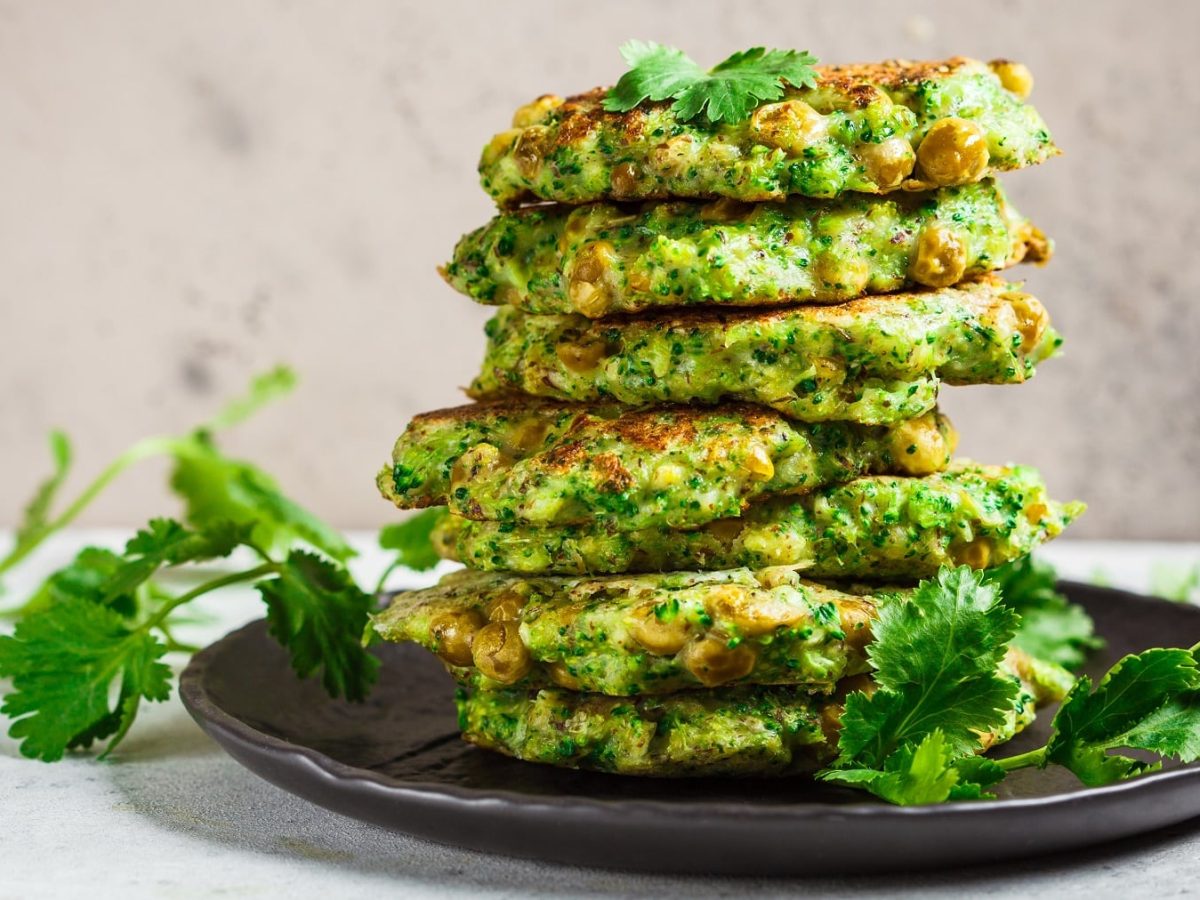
[373,402,1081,776]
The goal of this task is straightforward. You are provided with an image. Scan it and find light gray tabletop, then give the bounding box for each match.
[4,533,1199,899]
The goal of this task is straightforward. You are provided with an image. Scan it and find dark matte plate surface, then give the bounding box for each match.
[180,582,1200,875]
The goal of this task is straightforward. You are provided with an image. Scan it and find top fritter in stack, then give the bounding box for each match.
[373,57,1083,776]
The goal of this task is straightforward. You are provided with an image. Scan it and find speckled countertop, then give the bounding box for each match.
[3,532,1199,899]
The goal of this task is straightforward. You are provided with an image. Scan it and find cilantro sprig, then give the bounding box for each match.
[819,568,1020,800]
[603,41,819,125]
[0,366,318,597]
[0,369,441,761]
[819,567,1200,805]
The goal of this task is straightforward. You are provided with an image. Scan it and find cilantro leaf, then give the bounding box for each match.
[1043,647,1200,786]
[379,508,446,573]
[834,568,1020,767]
[22,546,127,617]
[603,42,819,124]
[821,730,960,804]
[984,556,1102,669]
[258,551,380,701]
[0,597,171,761]
[171,436,354,563]
[947,755,1008,800]
[820,731,1008,805]
[604,41,703,110]
[102,518,250,604]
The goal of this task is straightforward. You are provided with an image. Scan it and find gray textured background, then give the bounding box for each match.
[0,0,1197,538]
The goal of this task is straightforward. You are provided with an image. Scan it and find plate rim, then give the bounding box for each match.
[179,579,1200,823]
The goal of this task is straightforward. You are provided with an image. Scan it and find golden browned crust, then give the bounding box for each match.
[411,399,783,437]
[407,398,579,426]
[555,57,980,120]
[816,56,976,91]
[600,411,698,451]
[574,273,1013,331]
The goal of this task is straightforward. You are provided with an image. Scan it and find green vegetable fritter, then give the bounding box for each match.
[469,276,1059,425]
[379,400,956,531]
[373,566,893,695]
[457,647,1057,777]
[437,462,1084,576]
[480,57,1057,208]
[445,181,1050,317]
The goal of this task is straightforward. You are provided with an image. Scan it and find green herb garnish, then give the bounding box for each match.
[984,555,1103,669]
[819,566,1200,804]
[0,370,440,762]
[603,41,819,124]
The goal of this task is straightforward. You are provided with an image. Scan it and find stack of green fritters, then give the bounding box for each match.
[374,55,1082,777]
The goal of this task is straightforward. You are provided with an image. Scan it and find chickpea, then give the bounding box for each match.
[450,443,509,491]
[626,268,653,294]
[752,566,800,590]
[610,161,641,198]
[706,584,804,637]
[916,118,990,186]
[627,600,692,656]
[813,356,843,382]
[486,583,531,622]
[911,223,968,288]
[567,241,617,317]
[683,635,757,686]
[512,127,549,179]
[651,462,687,490]
[1022,223,1053,265]
[481,128,522,168]
[429,609,486,667]
[838,600,875,649]
[705,517,744,544]
[471,621,533,684]
[1006,292,1050,352]
[741,443,775,481]
[989,60,1034,99]
[448,444,508,494]
[508,417,550,454]
[511,94,563,128]
[430,517,458,560]
[567,282,610,318]
[493,285,522,308]
[649,135,695,178]
[942,416,960,456]
[814,253,870,295]
[556,338,609,373]
[819,675,875,740]
[1025,501,1049,525]
[837,673,876,700]
[699,197,753,223]
[888,414,950,476]
[819,701,844,745]
[547,662,582,690]
[751,100,829,155]
[953,538,993,569]
[558,207,595,255]
[857,137,916,190]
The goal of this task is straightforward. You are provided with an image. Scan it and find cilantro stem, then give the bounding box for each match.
[141,562,279,632]
[373,560,401,596]
[993,746,1047,771]
[0,436,190,585]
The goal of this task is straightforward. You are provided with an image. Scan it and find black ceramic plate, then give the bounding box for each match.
[180,582,1200,875]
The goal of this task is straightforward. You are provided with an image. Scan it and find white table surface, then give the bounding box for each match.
[3,531,1199,899]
